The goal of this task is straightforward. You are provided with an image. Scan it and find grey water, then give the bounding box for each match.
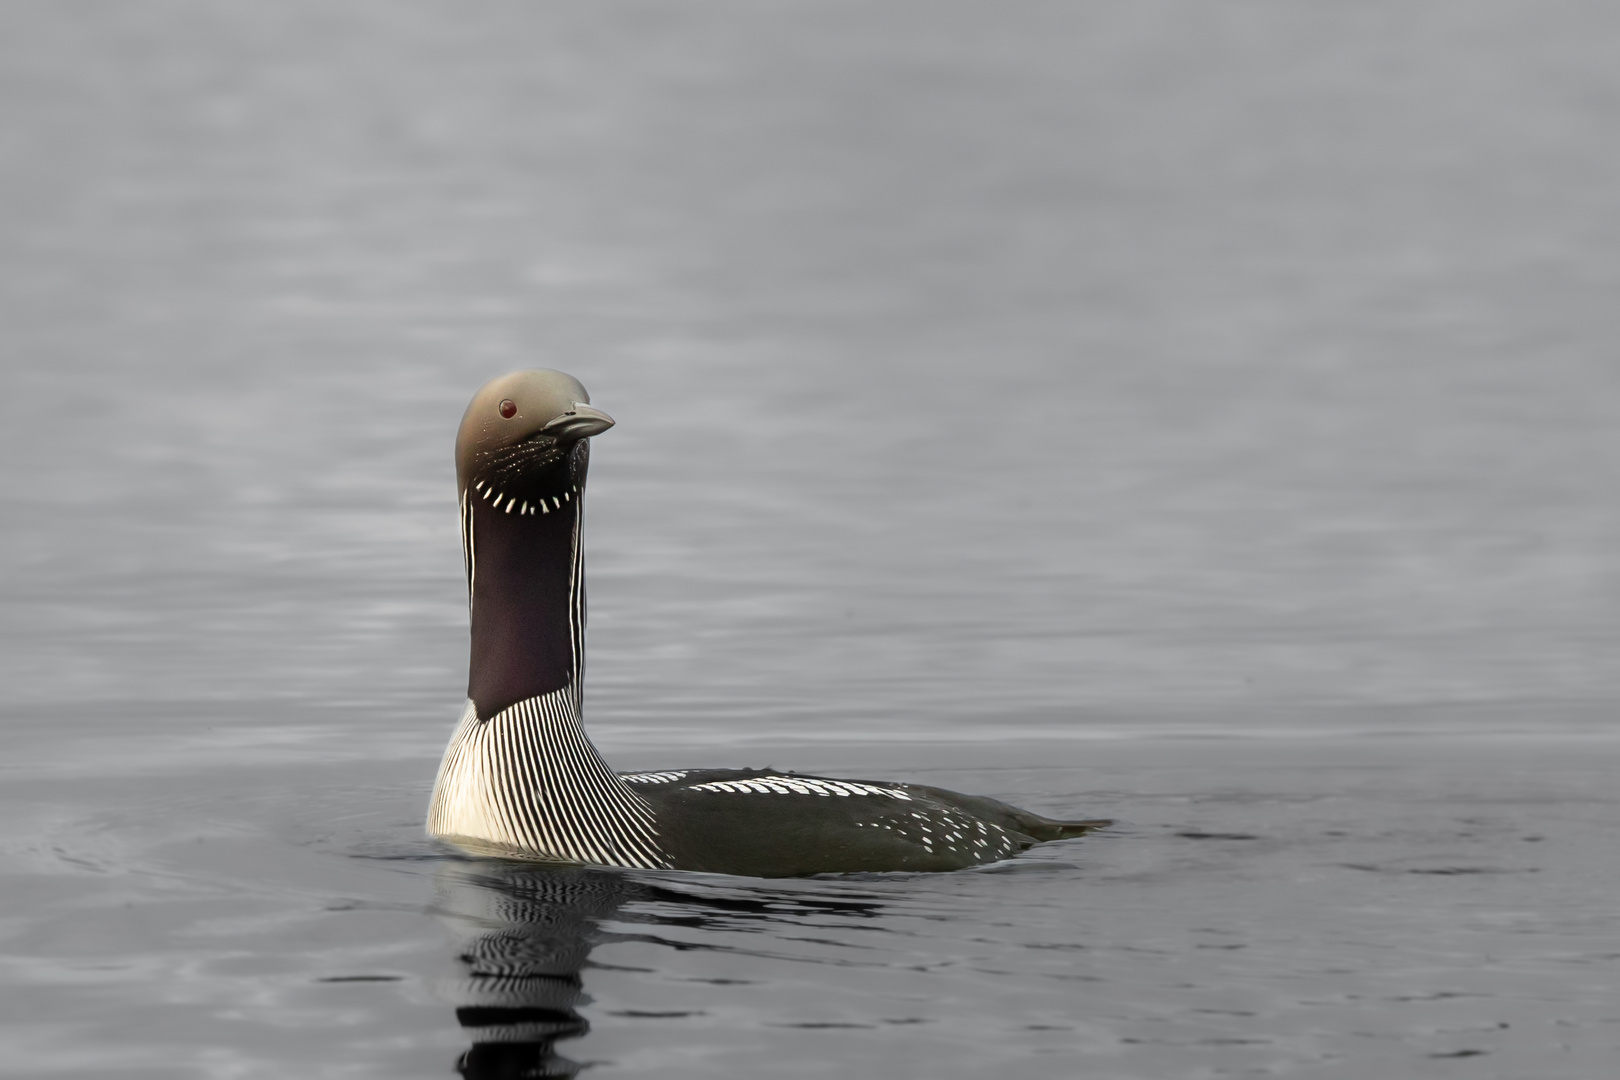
[2,2,1618,1076]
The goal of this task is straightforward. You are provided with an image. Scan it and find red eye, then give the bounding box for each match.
[498,399,517,419]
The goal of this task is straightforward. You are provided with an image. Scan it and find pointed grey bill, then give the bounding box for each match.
[541,402,615,441]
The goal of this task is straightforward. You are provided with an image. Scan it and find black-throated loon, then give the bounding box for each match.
[427,370,1108,876]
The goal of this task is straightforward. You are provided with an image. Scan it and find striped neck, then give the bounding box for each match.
[428,690,667,868]
[440,471,668,868]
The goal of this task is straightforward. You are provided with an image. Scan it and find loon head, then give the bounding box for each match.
[456,369,614,507]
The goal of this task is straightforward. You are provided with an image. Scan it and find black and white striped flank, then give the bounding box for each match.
[618,770,688,785]
[686,775,914,799]
[428,690,670,869]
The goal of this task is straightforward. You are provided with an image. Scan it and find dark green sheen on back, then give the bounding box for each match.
[624,769,1105,877]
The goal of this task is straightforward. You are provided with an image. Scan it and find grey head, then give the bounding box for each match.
[455,369,615,497]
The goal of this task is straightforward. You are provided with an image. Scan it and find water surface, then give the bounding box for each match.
[2,2,1618,1076]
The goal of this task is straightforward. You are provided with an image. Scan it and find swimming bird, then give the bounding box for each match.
[427,370,1108,876]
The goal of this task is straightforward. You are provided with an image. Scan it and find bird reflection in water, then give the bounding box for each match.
[433,860,884,1078]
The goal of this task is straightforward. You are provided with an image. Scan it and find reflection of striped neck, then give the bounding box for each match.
[432,478,669,868]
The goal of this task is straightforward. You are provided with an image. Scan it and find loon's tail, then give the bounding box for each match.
[913,786,1112,844]
[1016,815,1112,841]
